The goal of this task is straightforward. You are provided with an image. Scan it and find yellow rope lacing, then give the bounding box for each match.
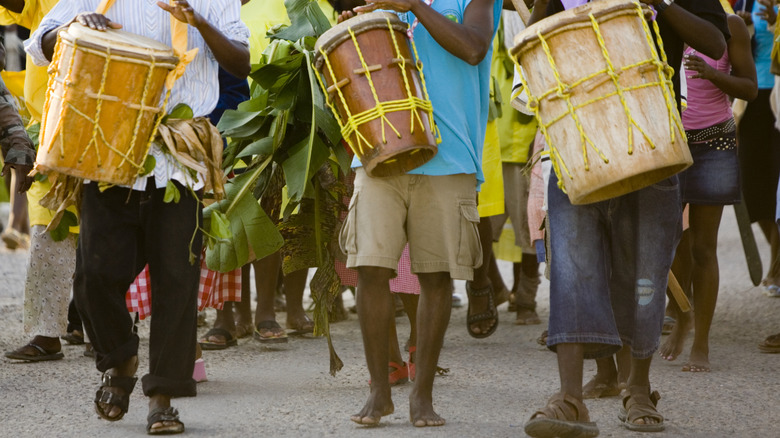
[512,5,684,193]
[313,18,439,161]
[40,37,171,176]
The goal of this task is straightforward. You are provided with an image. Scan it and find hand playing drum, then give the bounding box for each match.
[72,12,122,31]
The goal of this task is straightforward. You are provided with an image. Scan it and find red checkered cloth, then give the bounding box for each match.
[126,253,242,320]
[335,244,420,295]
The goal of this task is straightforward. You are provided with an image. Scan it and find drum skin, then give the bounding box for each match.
[37,23,178,185]
[511,0,691,205]
[314,12,437,178]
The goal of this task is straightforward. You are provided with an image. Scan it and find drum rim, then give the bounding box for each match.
[510,0,650,57]
[313,12,408,68]
[60,24,179,66]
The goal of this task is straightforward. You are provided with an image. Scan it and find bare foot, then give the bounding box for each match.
[582,374,621,399]
[681,347,711,372]
[659,311,692,361]
[351,389,394,426]
[409,389,445,427]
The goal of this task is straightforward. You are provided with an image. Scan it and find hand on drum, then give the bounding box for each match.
[337,10,356,23]
[1,164,33,193]
[684,53,713,81]
[74,13,122,31]
[157,0,203,27]
[354,0,417,15]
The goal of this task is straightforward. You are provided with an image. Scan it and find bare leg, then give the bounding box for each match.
[410,272,452,427]
[253,253,281,326]
[660,230,693,361]
[2,170,29,249]
[284,268,312,330]
[582,356,620,399]
[683,204,724,372]
[625,356,661,426]
[468,217,497,336]
[233,264,253,329]
[758,219,780,286]
[352,266,395,425]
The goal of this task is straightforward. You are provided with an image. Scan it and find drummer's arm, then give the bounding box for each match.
[527,0,549,25]
[641,0,727,60]
[355,0,495,65]
[158,1,250,79]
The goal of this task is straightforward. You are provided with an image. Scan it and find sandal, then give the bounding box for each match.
[287,314,315,336]
[254,320,288,344]
[94,373,138,421]
[5,342,64,362]
[198,328,237,350]
[619,386,664,432]
[62,330,85,345]
[466,282,498,339]
[146,406,184,435]
[758,333,780,353]
[525,392,599,438]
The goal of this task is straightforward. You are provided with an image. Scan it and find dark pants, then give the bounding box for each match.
[74,181,202,398]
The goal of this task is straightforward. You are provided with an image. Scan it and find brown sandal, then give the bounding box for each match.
[619,386,664,432]
[525,392,599,438]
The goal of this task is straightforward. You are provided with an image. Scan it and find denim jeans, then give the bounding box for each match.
[546,173,682,359]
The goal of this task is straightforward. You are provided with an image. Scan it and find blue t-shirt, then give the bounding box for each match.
[752,1,777,90]
[352,0,502,185]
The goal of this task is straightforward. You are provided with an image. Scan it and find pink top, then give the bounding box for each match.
[681,46,733,130]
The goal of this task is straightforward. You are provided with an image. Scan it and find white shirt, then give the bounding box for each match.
[25,0,250,190]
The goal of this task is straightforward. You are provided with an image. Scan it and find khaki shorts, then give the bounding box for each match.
[339,168,482,281]
[490,162,534,253]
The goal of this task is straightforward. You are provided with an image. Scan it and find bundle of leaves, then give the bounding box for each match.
[208,0,350,375]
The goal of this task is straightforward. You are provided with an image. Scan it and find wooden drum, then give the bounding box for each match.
[314,12,438,177]
[511,0,691,204]
[37,23,178,185]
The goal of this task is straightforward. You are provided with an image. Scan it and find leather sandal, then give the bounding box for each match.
[525,392,599,438]
[94,373,138,422]
[466,282,498,339]
[146,406,184,435]
[619,386,664,432]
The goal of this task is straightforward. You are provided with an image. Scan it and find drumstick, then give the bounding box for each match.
[667,270,691,313]
[510,0,532,26]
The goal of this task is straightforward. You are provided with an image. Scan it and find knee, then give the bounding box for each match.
[418,272,452,294]
[357,266,393,288]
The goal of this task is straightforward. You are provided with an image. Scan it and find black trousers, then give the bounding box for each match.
[74,181,202,397]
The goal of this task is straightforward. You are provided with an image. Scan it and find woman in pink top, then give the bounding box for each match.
[660,14,757,372]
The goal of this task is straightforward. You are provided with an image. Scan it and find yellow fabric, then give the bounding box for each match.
[1,1,77,231]
[0,0,57,122]
[493,220,523,263]
[242,0,336,64]
[0,70,30,121]
[477,118,504,217]
[492,35,538,164]
[719,0,734,14]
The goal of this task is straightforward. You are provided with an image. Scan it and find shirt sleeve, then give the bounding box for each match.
[24,0,81,67]
[209,0,250,45]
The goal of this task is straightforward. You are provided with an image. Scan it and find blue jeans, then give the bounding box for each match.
[546,174,682,359]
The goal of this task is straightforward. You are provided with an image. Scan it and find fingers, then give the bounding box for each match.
[337,11,355,23]
[75,13,120,31]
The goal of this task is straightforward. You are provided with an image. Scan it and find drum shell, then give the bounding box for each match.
[315,14,437,177]
[511,0,691,205]
[38,28,177,185]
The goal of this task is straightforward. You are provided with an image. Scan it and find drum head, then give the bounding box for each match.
[314,12,408,67]
[64,23,176,59]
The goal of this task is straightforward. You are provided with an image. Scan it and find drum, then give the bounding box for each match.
[313,12,438,177]
[511,0,691,205]
[37,23,178,185]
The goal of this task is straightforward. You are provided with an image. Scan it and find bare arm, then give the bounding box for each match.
[641,0,727,60]
[157,1,249,78]
[0,0,24,14]
[355,0,496,65]
[685,14,757,101]
[527,0,548,25]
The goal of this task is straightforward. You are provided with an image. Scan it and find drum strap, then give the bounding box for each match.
[94,0,197,90]
[407,0,434,39]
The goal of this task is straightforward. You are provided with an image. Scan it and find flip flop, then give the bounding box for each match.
[62,330,85,345]
[254,320,288,344]
[198,328,237,350]
[287,315,314,336]
[4,343,64,361]
[758,333,780,353]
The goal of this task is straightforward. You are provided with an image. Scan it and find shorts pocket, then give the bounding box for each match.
[457,199,482,268]
[339,191,359,255]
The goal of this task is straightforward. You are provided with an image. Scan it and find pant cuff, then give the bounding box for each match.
[95,334,140,373]
[142,374,197,398]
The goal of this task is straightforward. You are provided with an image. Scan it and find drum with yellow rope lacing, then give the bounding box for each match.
[511,0,691,205]
[36,22,179,185]
[313,12,439,178]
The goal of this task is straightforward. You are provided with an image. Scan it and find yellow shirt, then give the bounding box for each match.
[0,0,58,122]
[1,0,78,230]
[241,0,336,63]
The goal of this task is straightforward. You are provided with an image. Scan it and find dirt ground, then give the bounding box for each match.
[0,208,778,437]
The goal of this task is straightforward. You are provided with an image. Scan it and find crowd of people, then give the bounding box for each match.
[0,0,779,436]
